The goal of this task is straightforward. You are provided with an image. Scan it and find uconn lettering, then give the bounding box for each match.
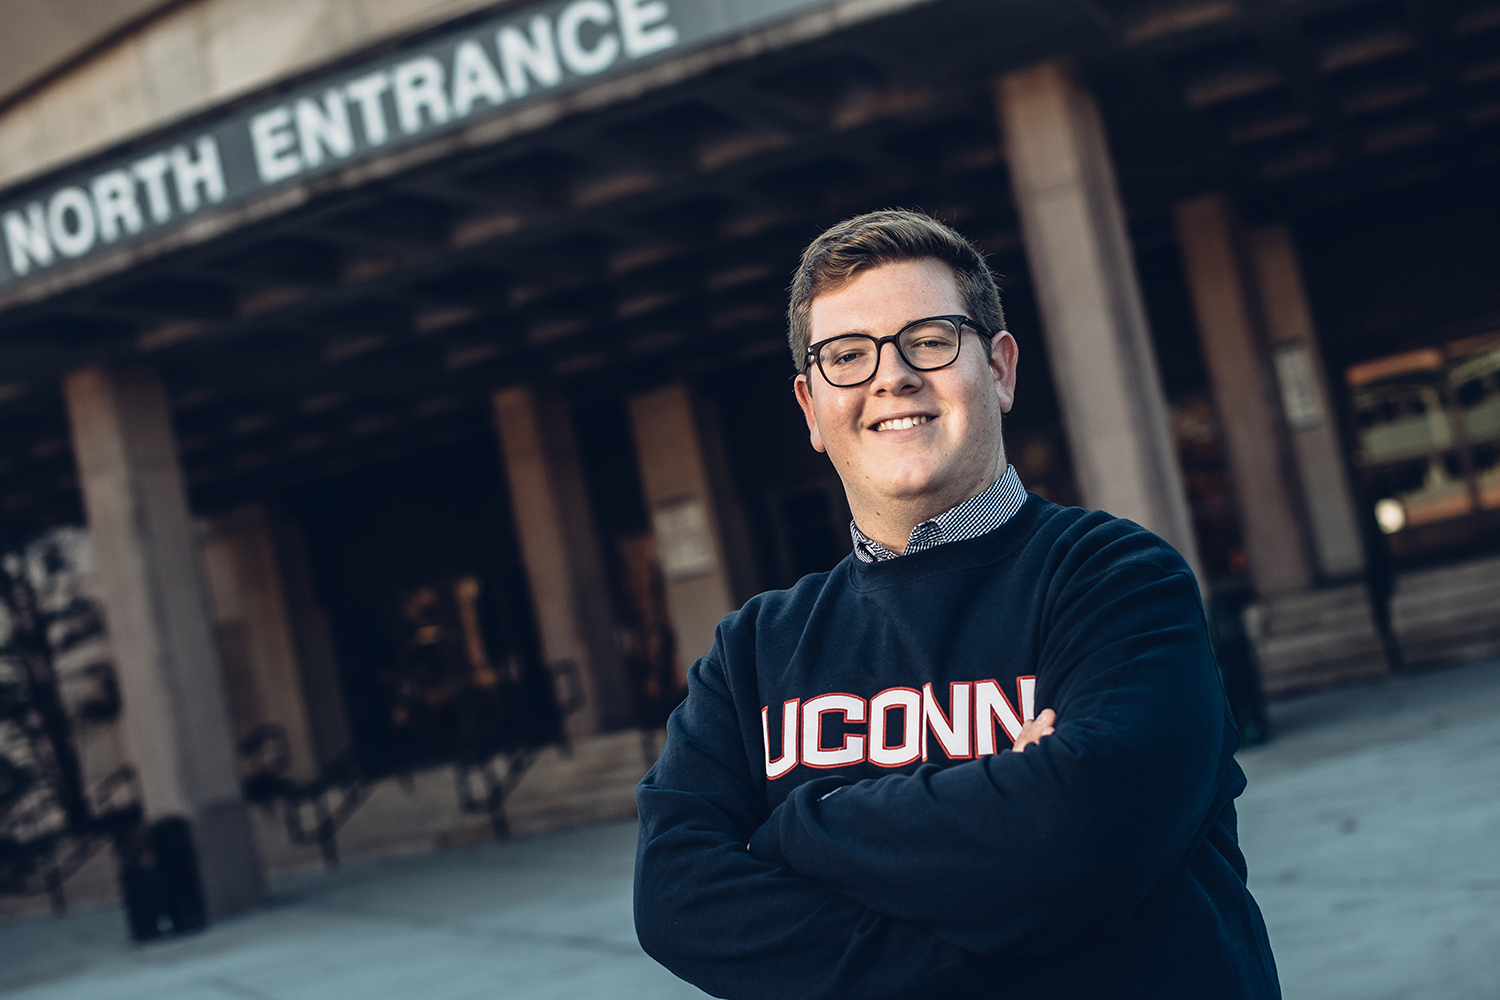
[761,677,1036,779]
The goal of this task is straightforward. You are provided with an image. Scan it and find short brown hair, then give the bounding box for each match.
[786,209,1005,371]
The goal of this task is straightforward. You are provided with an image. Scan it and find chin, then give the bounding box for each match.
[872,462,944,499]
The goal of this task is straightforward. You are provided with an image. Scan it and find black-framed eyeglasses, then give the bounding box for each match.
[804,315,989,387]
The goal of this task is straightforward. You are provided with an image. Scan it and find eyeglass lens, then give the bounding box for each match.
[815,318,962,386]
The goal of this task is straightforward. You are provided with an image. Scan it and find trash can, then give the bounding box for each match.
[118,816,207,940]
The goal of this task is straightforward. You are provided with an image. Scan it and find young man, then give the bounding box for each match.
[634,210,1280,999]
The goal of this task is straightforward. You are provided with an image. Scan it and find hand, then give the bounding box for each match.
[1011,708,1056,753]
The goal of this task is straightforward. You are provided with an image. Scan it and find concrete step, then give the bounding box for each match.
[1246,583,1389,697]
[258,728,665,867]
[1391,553,1500,668]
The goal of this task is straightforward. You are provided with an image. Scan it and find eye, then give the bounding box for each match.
[904,322,959,347]
[820,339,873,368]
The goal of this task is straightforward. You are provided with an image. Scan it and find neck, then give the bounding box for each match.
[848,452,1007,554]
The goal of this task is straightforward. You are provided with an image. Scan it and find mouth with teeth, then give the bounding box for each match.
[872,415,933,432]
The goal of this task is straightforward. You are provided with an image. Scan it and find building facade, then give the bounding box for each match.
[3,0,1500,916]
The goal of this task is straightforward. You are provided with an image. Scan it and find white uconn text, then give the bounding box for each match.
[762,677,1039,779]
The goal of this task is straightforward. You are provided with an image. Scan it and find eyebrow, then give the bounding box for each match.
[813,315,960,343]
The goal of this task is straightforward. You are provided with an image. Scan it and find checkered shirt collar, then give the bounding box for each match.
[850,465,1027,563]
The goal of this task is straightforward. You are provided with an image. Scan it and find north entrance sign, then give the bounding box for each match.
[0,0,876,295]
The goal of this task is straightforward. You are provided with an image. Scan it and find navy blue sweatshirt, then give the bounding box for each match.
[634,494,1280,999]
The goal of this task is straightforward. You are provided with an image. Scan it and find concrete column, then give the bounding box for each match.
[628,384,736,683]
[62,365,262,919]
[1173,193,1315,596]
[995,61,1202,579]
[201,505,320,783]
[493,386,630,737]
[1247,224,1366,580]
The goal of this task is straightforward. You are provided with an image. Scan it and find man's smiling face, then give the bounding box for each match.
[794,258,1018,527]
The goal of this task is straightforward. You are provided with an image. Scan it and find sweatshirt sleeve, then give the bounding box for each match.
[746,562,1237,958]
[634,641,986,1000]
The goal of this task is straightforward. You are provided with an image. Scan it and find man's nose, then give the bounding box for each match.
[871,340,921,393]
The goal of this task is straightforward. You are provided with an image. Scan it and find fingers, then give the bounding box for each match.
[1011,708,1057,753]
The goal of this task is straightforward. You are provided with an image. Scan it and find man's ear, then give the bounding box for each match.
[793,374,827,453]
[989,331,1019,413]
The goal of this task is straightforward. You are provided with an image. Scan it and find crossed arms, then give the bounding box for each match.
[634,565,1233,1000]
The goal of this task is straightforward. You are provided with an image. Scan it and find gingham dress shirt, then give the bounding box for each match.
[850,464,1027,563]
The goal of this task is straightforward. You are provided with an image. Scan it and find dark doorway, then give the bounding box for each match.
[287,435,559,778]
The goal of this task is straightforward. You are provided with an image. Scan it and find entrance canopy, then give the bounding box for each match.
[0,0,1497,529]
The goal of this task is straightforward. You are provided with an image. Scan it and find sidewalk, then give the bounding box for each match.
[1237,658,1500,1000]
[2,660,1498,999]
[0,820,708,1000]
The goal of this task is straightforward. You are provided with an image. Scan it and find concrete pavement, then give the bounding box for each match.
[0,820,709,1000]
[2,658,1498,999]
[1237,658,1500,1000]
